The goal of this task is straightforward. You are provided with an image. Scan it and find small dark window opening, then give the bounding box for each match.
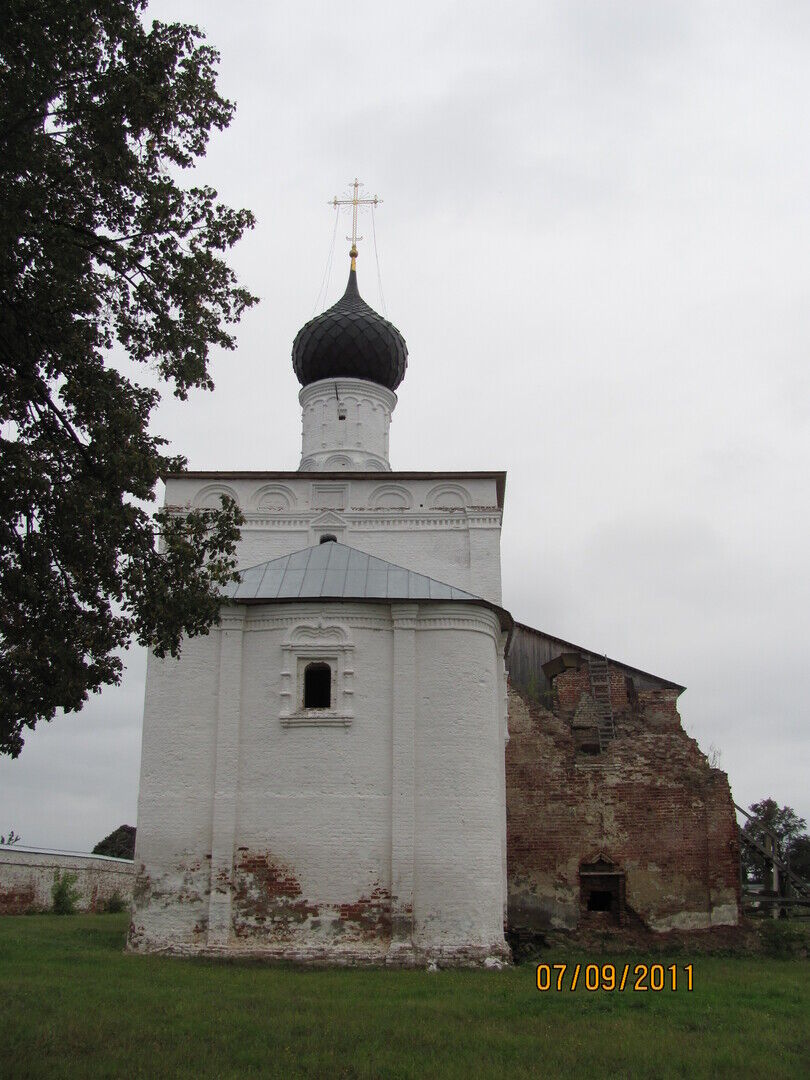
[319,534,337,544]
[304,663,331,709]
[579,869,624,926]
[577,737,601,756]
[587,890,613,912]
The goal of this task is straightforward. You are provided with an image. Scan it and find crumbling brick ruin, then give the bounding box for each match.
[505,623,741,939]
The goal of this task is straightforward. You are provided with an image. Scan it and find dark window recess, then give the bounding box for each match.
[587,890,613,912]
[579,861,625,926]
[304,663,331,709]
[319,534,337,544]
[577,736,601,756]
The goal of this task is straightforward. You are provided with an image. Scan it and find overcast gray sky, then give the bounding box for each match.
[2,0,808,849]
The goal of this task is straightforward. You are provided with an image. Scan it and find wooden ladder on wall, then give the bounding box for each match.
[587,654,615,750]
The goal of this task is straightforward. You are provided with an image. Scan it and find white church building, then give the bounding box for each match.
[129,245,514,966]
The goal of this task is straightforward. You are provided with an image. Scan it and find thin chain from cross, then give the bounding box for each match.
[329,178,382,267]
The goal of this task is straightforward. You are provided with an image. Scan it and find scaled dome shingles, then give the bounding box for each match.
[292,267,408,391]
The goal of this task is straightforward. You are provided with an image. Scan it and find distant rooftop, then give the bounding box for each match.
[0,845,133,864]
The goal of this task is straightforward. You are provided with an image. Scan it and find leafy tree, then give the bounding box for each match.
[788,835,810,881]
[741,798,808,885]
[0,828,21,845]
[92,823,135,859]
[0,1,258,756]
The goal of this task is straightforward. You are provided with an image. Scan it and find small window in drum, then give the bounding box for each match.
[304,663,331,709]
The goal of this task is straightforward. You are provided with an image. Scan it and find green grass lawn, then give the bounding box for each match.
[1,915,808,1079]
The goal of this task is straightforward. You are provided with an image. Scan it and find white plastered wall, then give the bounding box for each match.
[130,600,508,964]
[298,378,396,471]
[165,474,504,604]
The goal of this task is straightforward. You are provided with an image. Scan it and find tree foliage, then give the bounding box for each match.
[92,823,135,859]
[741,798,809,885]
[0,1,258,756]
[788,836,810,881]
[51,868,81,914]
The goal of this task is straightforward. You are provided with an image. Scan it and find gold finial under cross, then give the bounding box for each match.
[329,178,382,270]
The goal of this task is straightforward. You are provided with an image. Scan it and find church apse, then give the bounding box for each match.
[129,583,512,966]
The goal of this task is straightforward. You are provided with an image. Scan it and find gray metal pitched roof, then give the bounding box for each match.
[223,542,483,604]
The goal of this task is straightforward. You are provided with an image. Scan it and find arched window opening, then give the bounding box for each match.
[304,663,331,709]
[319,534,337,544]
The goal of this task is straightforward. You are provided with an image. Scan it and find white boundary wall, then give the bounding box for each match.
[0,846,134,913]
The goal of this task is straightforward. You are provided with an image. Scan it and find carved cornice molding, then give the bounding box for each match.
[239,603,502,641]
[244,609,392,633]
[218,606,247,631]
[240,514,501,530]
[240,517,315,529]
[348,516,468,530]
[391,603,420,630]
[407,614,501,641]
[239,604,501,642]
[167,509,502,531]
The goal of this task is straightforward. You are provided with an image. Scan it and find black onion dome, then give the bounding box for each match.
[292,266,408,391]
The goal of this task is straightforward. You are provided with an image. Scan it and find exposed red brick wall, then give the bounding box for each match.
[506,669,741,934]
[0,883,37,914]
[230,850,393,946]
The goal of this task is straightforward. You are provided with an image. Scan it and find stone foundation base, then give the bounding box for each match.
[126,933,511,969]
[385,939,511,969]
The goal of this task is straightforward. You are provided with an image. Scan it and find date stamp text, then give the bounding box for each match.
[536,962,694,992]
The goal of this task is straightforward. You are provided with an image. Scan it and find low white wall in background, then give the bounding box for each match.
[0,846,134,913]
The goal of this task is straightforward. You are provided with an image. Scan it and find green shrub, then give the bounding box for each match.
[105,891,126,914]
[757,918,810,957]
[51,870,80,915]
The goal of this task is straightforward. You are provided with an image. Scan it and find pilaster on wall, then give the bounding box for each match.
[498,631,509,927]
[208,606,246,946]
[388,603,419,959]
[468,519,503,607]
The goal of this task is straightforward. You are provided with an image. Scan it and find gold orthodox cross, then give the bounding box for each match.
[329,178,382,268]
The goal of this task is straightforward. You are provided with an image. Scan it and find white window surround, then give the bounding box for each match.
[279,624,354,728]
